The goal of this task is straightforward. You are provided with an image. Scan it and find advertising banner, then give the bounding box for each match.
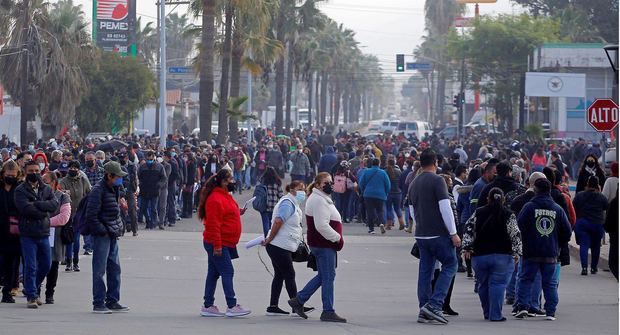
[525,72,586,98]
[93,0,136,56]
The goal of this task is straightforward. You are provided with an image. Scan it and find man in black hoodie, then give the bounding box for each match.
[477,160,526,209]
[14,161,59,308]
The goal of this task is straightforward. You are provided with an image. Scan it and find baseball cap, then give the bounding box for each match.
[58,161,69,172]
[103,161,127,177]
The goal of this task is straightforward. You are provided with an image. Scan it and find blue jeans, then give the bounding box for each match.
[516,260,559,316]
[20,237,52,300]
[385,193,402,221]
[334,191,351,221]
[140,196,159,228]
[65,231,81,260]
[574,218,605,269]
[416,236,458,309]
[244,167,252,188]
[572,161,582,180]
[92,235,121,307]
[297,247,337,313]
[234,170,243,193]
[348,191,358,220]
[472,254,514,320]
[83,234,93,252]
[260,211,273,237]
[512,262,543,310]
[203,242,237,309]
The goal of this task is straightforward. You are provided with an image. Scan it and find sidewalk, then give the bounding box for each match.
[568,234,611,270]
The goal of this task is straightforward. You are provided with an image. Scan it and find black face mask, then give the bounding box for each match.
[26,173,39,183]
[322,183,333,194]
[68,170,78,178]
[227,182,236,192]
[586,161,596,168]
[4,176,17,185]
[86,161,95,168]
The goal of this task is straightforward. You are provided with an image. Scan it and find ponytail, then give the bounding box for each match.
[480,187,505,232]
[307,172,330,196]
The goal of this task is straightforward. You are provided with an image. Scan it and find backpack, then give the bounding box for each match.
[333,175,347,194]
[72,195,90,235]
[252,184,268,212]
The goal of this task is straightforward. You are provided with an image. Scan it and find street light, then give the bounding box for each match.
[604,45,618,74]
[603,44,619,161]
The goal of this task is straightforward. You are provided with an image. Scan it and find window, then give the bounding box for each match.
[407,122,418,130]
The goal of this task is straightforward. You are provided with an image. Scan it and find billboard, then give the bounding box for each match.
[93,0,136,56]
[525,72,586,98]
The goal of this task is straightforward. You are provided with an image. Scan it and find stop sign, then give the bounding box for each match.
[587,99,619,132]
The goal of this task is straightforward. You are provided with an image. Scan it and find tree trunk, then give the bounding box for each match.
[334,80,341,126]
[342,86,349,124]
[285,40,294,130]
[229,25,243,143]
[320,71,328,126]
[217,2,234,144]
[274,7,286,135]
[199,0,216,142]
[348,93,355,123]
[315,72,320,127]
[307,75,313,129]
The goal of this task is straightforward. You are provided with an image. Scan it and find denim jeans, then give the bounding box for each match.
[297,247,337,313]
[234,169,243,193]
[203,241,237,309]
[244,167,252,188]
[472,254,514,320]
[416,236,458,310]
[365,197,385,232]
[260,211,273,237]
[141,196,159,228]
[385,193,402,221]
[505,265,518,299]
[572,161,582,180]
[334,191,351,221]
[83,234,93,252]
[348,191,359,220]
[65,231,81,260]
[91,235,121,307]
[512,261,543,310]
[20,237,52,300]
[516,259,559,316]
[167,184,177,224]
[574,218,605,269]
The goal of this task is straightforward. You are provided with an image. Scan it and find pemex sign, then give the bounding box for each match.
[587,99,619,132]
[93,0,136,57]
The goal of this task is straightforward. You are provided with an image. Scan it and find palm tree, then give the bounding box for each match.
[216,0,234,144]
[135,17,157,65]
[197,0,216,142]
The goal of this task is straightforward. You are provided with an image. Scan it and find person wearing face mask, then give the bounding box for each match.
[261,180,315,316]
[156,153,171,230]
[137,151,167,229]
[163,152,180,228]
[198,169,251,317]
[33,152,49,174]
[59,160,92,271]
[95,150,106,167]
[230,146,245,195]
[266,143,285,178]
[576,154,606,193]
[0,160,23,303]
[288,172,345,323]
[254,146,268,182]
[14,161,59,309]
[289,147,311,183]
[118,151,138,235]
[85,161,130,314]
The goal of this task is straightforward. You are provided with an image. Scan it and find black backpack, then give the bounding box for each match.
[252,184,268,212]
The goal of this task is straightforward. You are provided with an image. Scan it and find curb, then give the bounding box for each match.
[568,243,609,270]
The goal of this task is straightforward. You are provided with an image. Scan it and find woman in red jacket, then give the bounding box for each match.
[197,169,251,317]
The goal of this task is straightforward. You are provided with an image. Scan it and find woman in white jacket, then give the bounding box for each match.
[288,172,346,323]
[262,180,314,316]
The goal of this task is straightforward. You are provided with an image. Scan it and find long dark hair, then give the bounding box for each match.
[386,159,396,179]
[198,169,232,220]
[579,154,602,174]
[467,166,482,184]
[480,187,505,231]
[261,166,281,186]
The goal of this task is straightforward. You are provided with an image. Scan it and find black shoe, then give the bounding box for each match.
[46,296,54,304]
[591,268,598,274]
[420,304,448,324]
[93,305,112,314]
[581,268,588,276]
[528,307,545,317]
[417,312,440,324]
[505,296,515,305]
[287,298,307,319]
[106,302,130,312]
[320,312,347,323]
[514,307,529,319]
[443,306,459,316]
[73,259,80,272]
[133,232,138,236]
[457,265,467,273]
[1,296,15,303]
[158,225,165,230]
[292,306,315,317]
[467,271,473,278]
[83,250,92,256]
[490,317,507,322]
[168,223,175,227]
[266,306,290,316]
[65,259,72,272]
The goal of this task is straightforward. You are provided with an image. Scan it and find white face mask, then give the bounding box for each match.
[38,163,45,171]
[233,147,238,151]
[405,153,410,158]
[157,157,163,163]
[11,155,16,160]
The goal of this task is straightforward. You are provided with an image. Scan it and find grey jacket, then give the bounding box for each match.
[289,152,311,176]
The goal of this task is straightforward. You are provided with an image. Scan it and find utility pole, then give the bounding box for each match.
[458,56,465,144]
[20,0,32,146]
[159,0,167,147]
[155,2,161,136]
[247,50,252,145]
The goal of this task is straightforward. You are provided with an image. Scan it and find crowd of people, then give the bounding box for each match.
[0,126,617,324]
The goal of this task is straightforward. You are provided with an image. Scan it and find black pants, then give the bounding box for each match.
[432,268,455,310]
[45,261,59,298]
[182,189,193,218]
[610,241,618,281]
[365,197,385,232]
[167,184,177,224]
[1,253,19,298]
[265,244,297,307]
[126,192,138,233]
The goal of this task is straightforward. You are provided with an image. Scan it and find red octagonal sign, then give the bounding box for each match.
[587,99,619,132]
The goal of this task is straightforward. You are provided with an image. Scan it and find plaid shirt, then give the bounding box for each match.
[84,166,105,187]
[266,183,284,212]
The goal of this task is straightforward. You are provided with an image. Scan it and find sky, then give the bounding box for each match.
[75,0,524,75]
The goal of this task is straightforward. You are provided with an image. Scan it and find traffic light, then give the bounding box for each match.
[396,54,404,72]
[453,94,460,108]
[460,92,465,106]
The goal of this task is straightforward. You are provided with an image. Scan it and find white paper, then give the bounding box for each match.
[245,235,265,249]
[49,228,55,248]
[243,197,256,210]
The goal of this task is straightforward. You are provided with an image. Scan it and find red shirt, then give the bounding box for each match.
[202,187,242,249]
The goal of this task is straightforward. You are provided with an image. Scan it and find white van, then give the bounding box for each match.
[396,121,432,138]
[380,120,400,133]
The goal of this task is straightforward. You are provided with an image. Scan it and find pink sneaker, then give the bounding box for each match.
[226,304,251,317]
[200,305,225,317]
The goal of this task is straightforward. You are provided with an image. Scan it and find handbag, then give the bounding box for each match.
[346,177,357,190]
[410,242,420,259]
[8,216,19,235]
[292,241,310,262]
[60,218,75,245]
[307,252,318,271]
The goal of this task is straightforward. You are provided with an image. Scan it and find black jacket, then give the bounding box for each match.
[14,179,59,238]
[124,162,138,193]
[573,190,608,224]
[86,179,124,238]
[0,182,21,254]
[138,161,167,198]
[576,166,606,193]
[168,158,180,187]
[478,176,526,208]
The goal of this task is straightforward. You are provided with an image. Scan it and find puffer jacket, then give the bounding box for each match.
[14,179,59,238]
[138,161,166,198]
[86,179,124,238]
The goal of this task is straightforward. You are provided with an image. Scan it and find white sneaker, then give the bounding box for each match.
[226,304,251,317]
[545,315,556,321]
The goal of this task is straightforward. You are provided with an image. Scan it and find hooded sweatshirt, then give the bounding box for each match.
[317,146,338,173]
[517,194,572,263]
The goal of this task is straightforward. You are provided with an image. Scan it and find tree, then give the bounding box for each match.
[135,17,158,65]
[75,52,157,135]
[198,0,216,142]
[216,1,235,144]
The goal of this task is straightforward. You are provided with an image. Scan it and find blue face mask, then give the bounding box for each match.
[113,177,123,186]
[295,191,306,203]
[28,145,34,150]
[146,160,153,164]
[171,152,177,157]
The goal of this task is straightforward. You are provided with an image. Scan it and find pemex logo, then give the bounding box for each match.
[97,0,129,21]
